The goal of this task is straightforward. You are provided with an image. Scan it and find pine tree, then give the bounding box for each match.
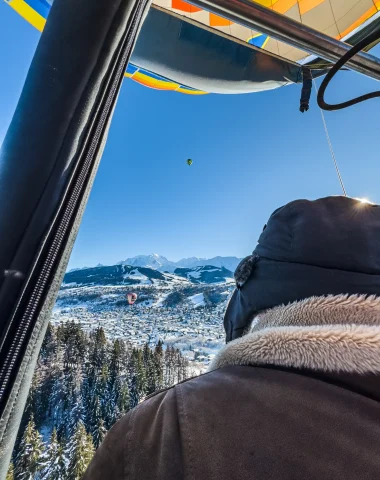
[127,349,138,408]
[6,462,14,480]
[62,321,87,369]
[96,364,111,423]
[66,421,95,480]
[142,343,150,368]
[15,415,45,480]
[103,385,119,430]
[40,322,56,364]
[35,373,54,430]
[92,417,107,449]
[65,392,85,440]
[89,328,107,372]
[103,376,131,430]
[86,394,102,443]
[49,368,67,439]
[116,380,130,415]
[180,355,190,382]
[129,372,140,409]
[164,346,175,387]
[154,341,164,390]
[109,339,124,388]
[41,429,67,480]
[136,350,147,400]
[174,348,182,384]
[82,365,98,433]
[146,350,158,395]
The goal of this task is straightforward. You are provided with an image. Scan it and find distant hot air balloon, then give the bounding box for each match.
[127,292,138,305]
[187,159,193,166]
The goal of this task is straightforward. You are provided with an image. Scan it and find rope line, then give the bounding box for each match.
[312,78,347,197]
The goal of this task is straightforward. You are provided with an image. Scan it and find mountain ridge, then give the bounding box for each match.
[63,263,235,287]
[117,254,242,272]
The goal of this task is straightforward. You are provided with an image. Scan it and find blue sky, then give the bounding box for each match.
[1,2,380,269]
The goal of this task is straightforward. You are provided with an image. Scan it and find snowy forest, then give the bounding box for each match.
[8,322,191,479]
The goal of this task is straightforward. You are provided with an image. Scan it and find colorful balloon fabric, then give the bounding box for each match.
[127,293,138,305]
[5,0,380,94]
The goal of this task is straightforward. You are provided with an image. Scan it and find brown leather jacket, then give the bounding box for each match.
[83,365,380,480]
[84,295,380,479]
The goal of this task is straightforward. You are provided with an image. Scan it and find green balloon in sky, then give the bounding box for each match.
[187,159,193,166]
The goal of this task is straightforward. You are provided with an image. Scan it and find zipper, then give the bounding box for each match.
[0,0,149,410]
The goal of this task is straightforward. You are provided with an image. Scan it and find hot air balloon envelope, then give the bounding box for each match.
[5,0,380,94]
[187,159,193,166]
[127,292,138,305]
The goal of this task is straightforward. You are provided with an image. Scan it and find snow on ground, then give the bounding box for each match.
[140,299,154,307]
[155,293,170,307]
[123,269,152,285]
[54,302,91,312]
[187,270,202,279]
[188,293,205,307]
[162,273,191,284]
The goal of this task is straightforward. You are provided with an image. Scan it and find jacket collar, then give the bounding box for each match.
[210,295,380,375]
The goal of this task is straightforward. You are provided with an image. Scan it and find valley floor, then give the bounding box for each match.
[53,282,233,373]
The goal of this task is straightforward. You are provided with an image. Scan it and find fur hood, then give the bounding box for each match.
[210,294,380,374]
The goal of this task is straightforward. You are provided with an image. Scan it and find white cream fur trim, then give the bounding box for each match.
[210,295,380,374]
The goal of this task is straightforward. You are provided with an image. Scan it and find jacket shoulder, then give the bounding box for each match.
[82,384,183,480]
[82,369,228,480]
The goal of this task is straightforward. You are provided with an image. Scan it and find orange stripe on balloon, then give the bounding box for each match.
[338,5,377,39]
[209,13,233,26]
[172,0,202,13]
[298,0,324,15]
[272,0,297,15]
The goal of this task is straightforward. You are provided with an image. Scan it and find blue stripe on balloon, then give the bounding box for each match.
[24,0,51,19]
[248,34,268,49]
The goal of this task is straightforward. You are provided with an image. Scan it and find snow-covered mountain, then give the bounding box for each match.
[174,265,234,284]
[175,257,206,268]
[118,254,173,270]
[63,264,180,287]
[178,256,242,272]
[116,254,242,272]
[62,263,234,288]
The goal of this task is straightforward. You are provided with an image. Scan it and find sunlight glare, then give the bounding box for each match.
[355,197,373,205]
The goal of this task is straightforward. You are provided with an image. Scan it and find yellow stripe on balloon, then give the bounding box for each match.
[8,0,46,31]
[133,71,180,90]
[176,87,207,94]
[123,72,207,94]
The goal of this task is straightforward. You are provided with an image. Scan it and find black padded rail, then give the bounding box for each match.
[0,0,150,476]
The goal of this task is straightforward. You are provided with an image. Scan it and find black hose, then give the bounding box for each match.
[317,29,380,111]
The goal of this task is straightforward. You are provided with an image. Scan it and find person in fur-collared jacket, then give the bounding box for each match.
[83,196,380,480]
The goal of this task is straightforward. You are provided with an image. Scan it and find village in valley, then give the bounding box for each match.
[52,261,237,373]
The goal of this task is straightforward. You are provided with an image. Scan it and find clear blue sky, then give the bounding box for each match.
[1,2,380,269]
